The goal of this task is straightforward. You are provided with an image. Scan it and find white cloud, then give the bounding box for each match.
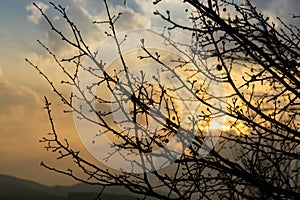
[26,2,49,25]
[29,0,153,57]
[135,0,192,28]
[69,0,84,3]
[112,5,152,29]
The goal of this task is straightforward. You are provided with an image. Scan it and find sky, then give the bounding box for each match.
[0,0,299,186]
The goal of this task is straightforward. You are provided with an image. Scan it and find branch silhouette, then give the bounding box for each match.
[26,0,300,199]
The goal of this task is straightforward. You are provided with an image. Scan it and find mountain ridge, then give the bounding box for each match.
[0,173,141,199]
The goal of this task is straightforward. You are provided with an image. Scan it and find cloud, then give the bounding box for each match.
[29,0,153,58]
[26,2,49,25]
[251,0,300,26]
[108,0,144,14]
[29,1,104,56]
[107,5,152,30]
[0,81,42,135]
[0,80,90,185]
[134,0,193,28]
[0,81,46,181]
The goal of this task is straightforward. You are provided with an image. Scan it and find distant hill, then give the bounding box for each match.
[0,174,142,200]
[0,174,55,196]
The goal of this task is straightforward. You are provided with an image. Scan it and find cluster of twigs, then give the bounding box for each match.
[26,0,300,199]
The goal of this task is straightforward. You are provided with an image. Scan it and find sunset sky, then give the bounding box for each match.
[0,0,299,186]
